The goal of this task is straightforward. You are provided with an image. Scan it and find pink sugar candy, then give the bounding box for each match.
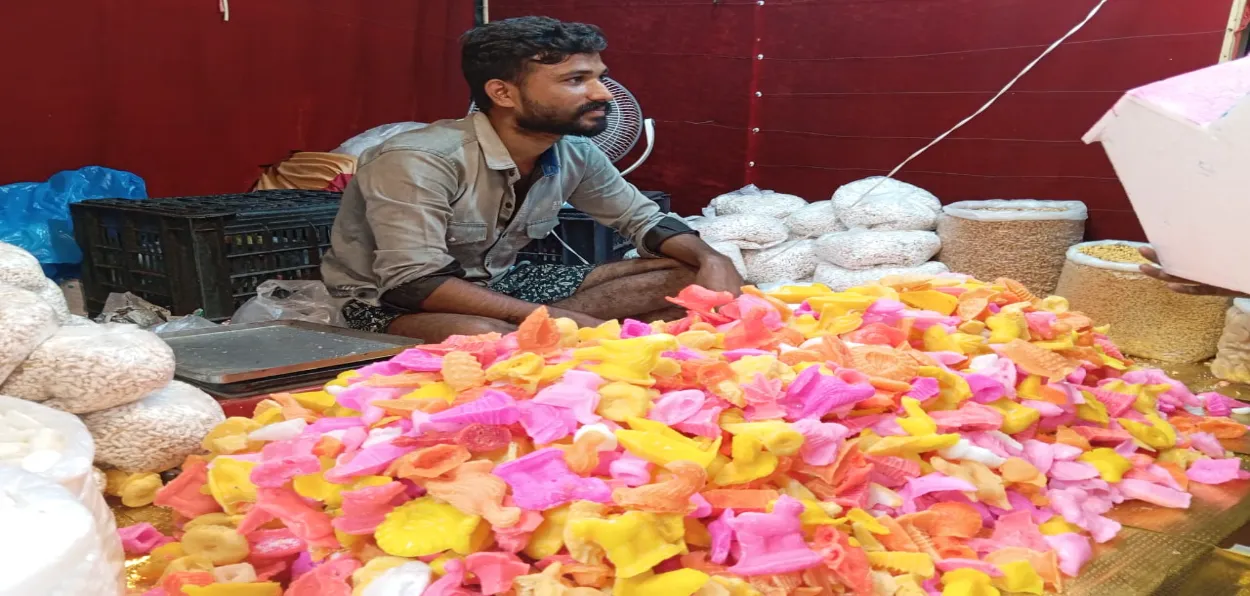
[620,319,654,338]
[674,399,727,438]
[255,487,340,551]
[1188,432,1227,458]
[531,370,603,424]
[251,437,321,488]
[726,496,823,576]
[141,589,167,596]
[464,552,529,595]
[518,402,579,444]
[324,442,413,484]
[935,558,1003,577]
[1049,487,1121,543]
[1045,533,1093,577]
[390,349,445,372]
[990,510,1049,552]
[961,373,1008,404]
[332,481,407,535]
[352,361,408,379]
[424,391,521,432]
[1187,458,1248,485]
[792,419,848,466]
[286,556,360,596]
[246,528,305,559]
[1025,311,1058,339]
[305,417,365,435]
[688,493,713,518]
[1201,392,1242,417]
[493,498,544,553]
[1087,386,1136,417]
[493,448,612,510]
[708,508,736,564]
[899,474,977,514]
[424,559,475,596]
[650,390,706,425]
[117,523,173,556]
[931,402,1003,432]
[907,376,941,401]
[1049,461,1101,482]
[1124,464,1184,491]
[742,375,786,421]
[781,366,875,421]
[607,452,653,487]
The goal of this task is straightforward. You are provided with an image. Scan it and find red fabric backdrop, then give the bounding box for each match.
[0,0,474,197]
[490,0,1234,240]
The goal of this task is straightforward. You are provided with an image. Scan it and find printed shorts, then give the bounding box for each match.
[343,262,595,334]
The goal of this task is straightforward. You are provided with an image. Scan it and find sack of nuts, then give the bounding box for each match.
[937,199,1087,296]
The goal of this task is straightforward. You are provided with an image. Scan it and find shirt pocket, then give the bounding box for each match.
[446,222,489,246]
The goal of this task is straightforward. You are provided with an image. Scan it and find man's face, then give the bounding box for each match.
[513,53,614,137]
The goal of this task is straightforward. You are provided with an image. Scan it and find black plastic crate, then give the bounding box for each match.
[518,191,672,266]
[71,190,341,321]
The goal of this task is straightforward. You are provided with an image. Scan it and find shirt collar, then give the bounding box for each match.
[473,112,562,177]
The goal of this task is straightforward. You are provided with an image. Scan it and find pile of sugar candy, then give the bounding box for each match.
[123,275,1250,596]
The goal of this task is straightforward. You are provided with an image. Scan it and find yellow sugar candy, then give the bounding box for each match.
[1118,412,1177,450]
[841,508,888,534]
[564,501,610,565]
[1040,296,1069,313]
[941,568,1000,596]
[776,498,841,528]
[402,382,456,402]
[1158,447,1204,468]
[730,355,796,386]
[183,584,282,596]
[1038,517,1083,536]
[615,569,710,596]
[597,382,652,421]
[553,317,580,347]
[202,417,263,455]
[1096,346,1129,371]
[866,551,935,578]
[863,433,960,457]
[897,398,937,436]
[374,497,487,557]
[993,561,1044,595]
[429,553,462,576]
[1032,330,1077,351]
[987,399,1041,435]
[917,366,972,410]
[294,473,390,508]
[486,352,547,391]
[721,420,804,455]
[207,457,258,514]
[677,330,720,350]
[351,556,411,594]
[985,312,1027,344]
[900,290,958,316]
[523,505,571,560]
[289,390,336,412]
[713,434,778,486]
[766,283,832,304]
[807,292,876,317]
[574,334,679,386]
[251,402,285,427]
[1079,448,1134,483]
[577,319,623,343]
[617,417,721,468]
[1075,392,1109,424]
[567,510,687,579]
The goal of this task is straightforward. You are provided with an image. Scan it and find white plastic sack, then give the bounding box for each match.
[690,214,789,250]
[332,122,427,158]
[814,230,941,270]
[743,240,818,285]
[0,397,124,586]
[32,278,71,323]
[831,177,942,231]
[0,468,123,596]
[707,241,749,278]
[0,242,47,292]
[710,185,808,219]
[83,381,226,473]
[941,199,1088,222]
[233,280,346,327]
[783,200,846,238]
[814,261,951,291]
[1,323,175,415]
[0,284,61,386]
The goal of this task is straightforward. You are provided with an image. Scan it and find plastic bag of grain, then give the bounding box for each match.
[708,241,748,278]
[710,185,808,219]
[743,240,818,284]
[814,229,941,270]
[1,323,176,414]
[1054,240,1229,363]
[0,467,123,596]
[937,199,1087,296]
[1212,299,1250,383]
[831,177,943,231]
[0,397,124,588]
[0,284,61,386]
[82,381,226,473]
[689,214,789,250]
[814,261,950,291]
[783,200,846,238]
[0,242,47,291]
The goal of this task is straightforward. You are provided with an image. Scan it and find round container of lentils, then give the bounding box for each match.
[1055,240,1231,363]
[937,200,1087,296]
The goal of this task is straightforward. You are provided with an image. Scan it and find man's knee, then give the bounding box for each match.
[458,316,517,335]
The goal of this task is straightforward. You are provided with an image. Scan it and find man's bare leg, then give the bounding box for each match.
[387,313,516,344]
[553,259,696,321]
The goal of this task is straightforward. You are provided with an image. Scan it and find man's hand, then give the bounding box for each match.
[1138,247,1247,298]
[694,255,745,296]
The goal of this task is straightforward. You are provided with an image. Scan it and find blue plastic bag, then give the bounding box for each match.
[0,166,147,267]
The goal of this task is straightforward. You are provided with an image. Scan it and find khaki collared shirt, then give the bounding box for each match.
[321,113,676,303]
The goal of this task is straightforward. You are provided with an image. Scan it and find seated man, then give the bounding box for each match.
[1139,247,1247,298]
[321,16,742,342]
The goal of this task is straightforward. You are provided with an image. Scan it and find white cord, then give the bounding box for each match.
[550,231,591,265]
[844,0,1112,207]
[220,0,230,21]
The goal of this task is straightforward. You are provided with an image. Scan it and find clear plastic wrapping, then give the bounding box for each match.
[831,177,942,231]
[0,284,61,386]
[814,229,941,270]
[709,184,809,219]
[743,240,818,285]
[1212,299,1250,383]
[82,381,226,473]
[689,214,789,250]
[814,261,950,291]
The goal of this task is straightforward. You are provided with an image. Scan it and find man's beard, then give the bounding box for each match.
[515,98,612,137]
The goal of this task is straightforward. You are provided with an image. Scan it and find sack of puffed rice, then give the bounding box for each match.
[742,240,818,285]
[81,381,226,473]
[1212,299,1250,383]
[814,261,950,291]
[814,229,940,270]
[1054,240,1229,363]
[709,185,808,219]
[689,214,789,250]
[937,199,1087,296]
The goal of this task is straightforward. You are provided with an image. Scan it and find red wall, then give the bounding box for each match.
[490,0,1234,240]
[0,0,474,197]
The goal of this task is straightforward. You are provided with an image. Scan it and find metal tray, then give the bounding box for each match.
[161,320,418,384]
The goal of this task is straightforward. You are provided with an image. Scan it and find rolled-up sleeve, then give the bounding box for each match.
[361,150,461,293]
[566,145,692,258]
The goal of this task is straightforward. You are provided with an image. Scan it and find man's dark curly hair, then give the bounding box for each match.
[461,16,608,112]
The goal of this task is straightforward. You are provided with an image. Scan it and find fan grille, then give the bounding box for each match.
[467,77,643,163]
